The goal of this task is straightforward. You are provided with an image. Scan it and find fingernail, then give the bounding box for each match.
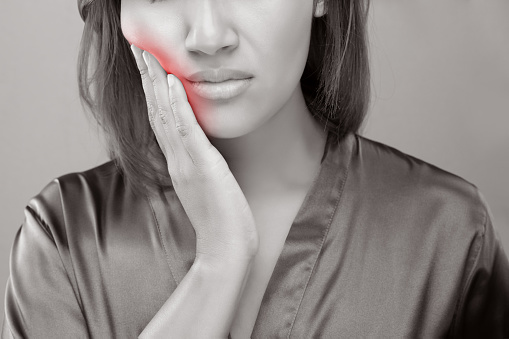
[167,74,175,88]
[130,44,139,58]
[130,45,136,62]
[142,51,150,67]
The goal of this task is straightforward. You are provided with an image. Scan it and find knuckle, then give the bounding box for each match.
[139,68,149,80]
[175,123,191,138]
[157,105,169,125]
[149,71,158,83]
[170,99,179,116]
[171,105,180,123]
[146,101,156,117]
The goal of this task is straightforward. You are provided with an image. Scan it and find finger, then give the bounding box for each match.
[167,74,220,168]
[129,45,156,131]
[130,45,173,159]
[130,44,176,167]
[141,50,189,169]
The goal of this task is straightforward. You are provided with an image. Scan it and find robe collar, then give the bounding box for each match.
[147,130,355,337]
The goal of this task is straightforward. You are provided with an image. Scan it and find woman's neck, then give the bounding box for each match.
[208,85,328,198]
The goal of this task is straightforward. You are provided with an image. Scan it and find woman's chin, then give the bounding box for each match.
[191,99,261,139]
[196,110,260,140]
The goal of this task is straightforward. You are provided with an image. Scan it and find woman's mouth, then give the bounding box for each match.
[188,78,253,101]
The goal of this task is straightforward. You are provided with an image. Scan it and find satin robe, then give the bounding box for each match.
[2,131,509,338]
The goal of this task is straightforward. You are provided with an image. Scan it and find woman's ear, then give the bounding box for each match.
[314,0,327,17]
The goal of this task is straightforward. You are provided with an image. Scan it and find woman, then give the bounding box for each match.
[2,0,509,338]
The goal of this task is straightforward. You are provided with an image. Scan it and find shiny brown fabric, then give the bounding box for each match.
[2,131,509,338]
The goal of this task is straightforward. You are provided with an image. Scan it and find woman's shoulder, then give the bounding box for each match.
[25,160,125,229]
[352,134,490,234]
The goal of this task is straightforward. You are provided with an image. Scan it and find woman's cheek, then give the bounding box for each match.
[121,16,212,129]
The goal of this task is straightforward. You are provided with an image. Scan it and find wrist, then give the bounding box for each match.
[194,251,256,274]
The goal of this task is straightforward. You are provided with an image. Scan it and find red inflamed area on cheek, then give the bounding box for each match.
[155,53,213,131]
[125,23,213,130]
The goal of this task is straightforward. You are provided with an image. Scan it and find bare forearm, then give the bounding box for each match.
[139,256,254,338]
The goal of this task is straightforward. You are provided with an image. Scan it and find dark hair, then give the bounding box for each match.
[77,0,371,196]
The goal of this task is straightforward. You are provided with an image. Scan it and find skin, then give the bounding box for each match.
[121,0,328,205]
[122,0,329,336]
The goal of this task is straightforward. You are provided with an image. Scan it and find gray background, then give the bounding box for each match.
[1,0,508,322]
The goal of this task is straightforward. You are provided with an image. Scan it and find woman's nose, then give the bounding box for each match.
[184,0,239,56]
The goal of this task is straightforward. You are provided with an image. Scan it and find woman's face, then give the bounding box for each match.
[121,0,325,139]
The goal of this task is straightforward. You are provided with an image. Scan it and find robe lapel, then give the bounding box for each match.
[147,186,197,286]
[251,131,354,338]
[148,131,355,337]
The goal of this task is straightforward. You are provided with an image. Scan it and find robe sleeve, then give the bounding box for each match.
[2,205,90,339]
[448,206,509,338]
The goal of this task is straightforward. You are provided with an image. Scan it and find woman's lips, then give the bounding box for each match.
[188,78,253,101]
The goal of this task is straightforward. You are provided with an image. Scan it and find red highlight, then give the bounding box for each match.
[123,22,214,133]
